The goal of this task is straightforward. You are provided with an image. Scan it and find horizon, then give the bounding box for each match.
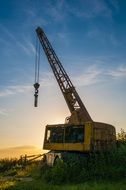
[0,0,126,149]
[0,145,44,159]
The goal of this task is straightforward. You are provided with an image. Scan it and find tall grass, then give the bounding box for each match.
[0,143,126,189]
[0,158,18,174]
[40,143,126,184]
[4,180,126,190]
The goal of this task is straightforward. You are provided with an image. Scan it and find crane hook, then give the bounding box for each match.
[34,82,40,107]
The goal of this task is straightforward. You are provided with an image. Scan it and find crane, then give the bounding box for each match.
[34,27,92,124]
[34,27,116,166]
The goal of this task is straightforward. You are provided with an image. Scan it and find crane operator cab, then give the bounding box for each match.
[42,122,116,166]
[43,122,116,152]
[44,123,91,152]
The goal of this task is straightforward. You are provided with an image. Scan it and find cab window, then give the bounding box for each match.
[46,125,84,143]
[46,127,64,143]
[65,126,84,143]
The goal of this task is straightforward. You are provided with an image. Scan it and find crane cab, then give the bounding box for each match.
[43,121,116,153]
[43,122,92,152]
[42,122,116,166]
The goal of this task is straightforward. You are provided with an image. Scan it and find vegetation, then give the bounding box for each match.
[117,128,126,141]
[41,143,126,184]
[0,158,18,175]
[40,129,126,185]
[0,130,126,189]
[1,179,126,190]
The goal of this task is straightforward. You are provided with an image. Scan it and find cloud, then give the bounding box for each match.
[41,64,126,88]
[23,41,36,55]
[108,65,126,78]
[42,0,115,22]
[0,85,32,98]
[23,6,47,27]
[0,63,125,99]
[0,109,8,116]
[0,109,13,116]
[0,72,54,98]
[39,72,54,87]
[45,0,68,21]
[87,28,119,46]
[71,63,126,87]
[69,0,115,19]
[0,24,35,56]
[56,32,70,46]
[107,0,119,12]
[72,65,103,86]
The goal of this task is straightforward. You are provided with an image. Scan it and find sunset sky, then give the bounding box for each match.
[0,0,126,149]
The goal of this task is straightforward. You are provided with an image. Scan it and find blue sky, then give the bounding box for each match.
[0,0,126,149]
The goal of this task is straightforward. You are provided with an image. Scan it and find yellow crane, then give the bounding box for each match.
[34,27,116,166]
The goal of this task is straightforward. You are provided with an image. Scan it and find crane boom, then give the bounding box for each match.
[36,27,92,122]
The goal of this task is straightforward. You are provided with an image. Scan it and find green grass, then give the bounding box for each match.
[1,179,126,190]
[0,162,126,190]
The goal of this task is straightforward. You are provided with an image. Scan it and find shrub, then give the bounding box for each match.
[41,143,126,184]
[0,158,18,173]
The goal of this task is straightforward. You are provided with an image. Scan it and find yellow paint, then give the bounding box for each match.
[43,121,116,152]
[43,122,93,152]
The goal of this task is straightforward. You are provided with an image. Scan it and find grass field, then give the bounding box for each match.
[0,141,126,190]
[0,159,126,190]
[0,176,126,190]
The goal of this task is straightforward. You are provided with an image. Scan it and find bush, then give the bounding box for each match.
[40,144,126,184]
[0,158,18,173]
[41,161,68,184]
